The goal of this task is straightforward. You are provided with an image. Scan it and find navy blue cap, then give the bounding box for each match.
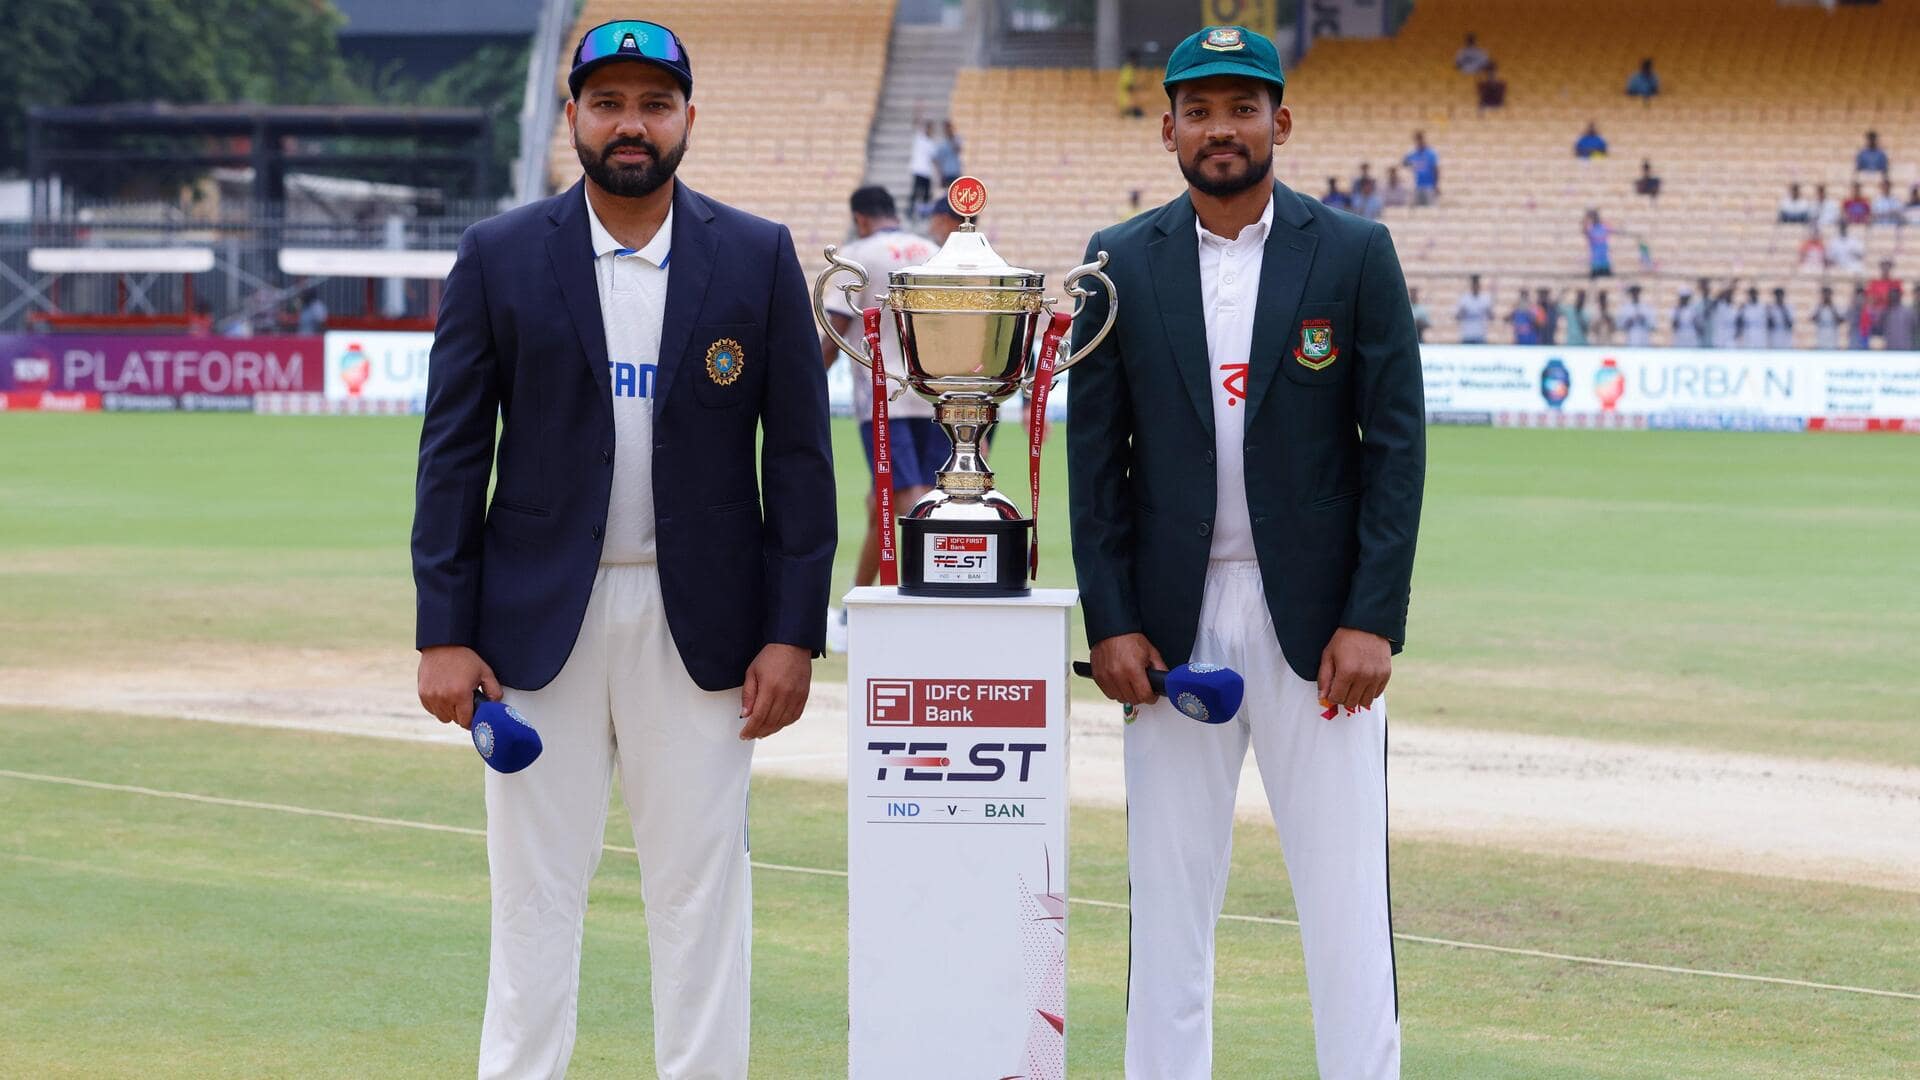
[569,20,693,100]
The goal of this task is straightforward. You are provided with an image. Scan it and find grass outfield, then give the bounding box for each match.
[1,709,1915,1078]
[1,414,1915,763]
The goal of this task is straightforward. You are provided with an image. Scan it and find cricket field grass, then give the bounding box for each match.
[1,414,1916,1076]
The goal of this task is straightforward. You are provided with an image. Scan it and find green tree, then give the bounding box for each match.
[0,0,349,174]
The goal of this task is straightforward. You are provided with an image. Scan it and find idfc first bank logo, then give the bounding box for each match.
[931,534,991,572]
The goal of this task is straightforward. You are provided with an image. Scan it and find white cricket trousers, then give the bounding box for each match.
[480,563,754,1080]
[1124,560,1399,1080]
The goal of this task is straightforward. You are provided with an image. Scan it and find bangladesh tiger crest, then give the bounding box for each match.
[1294,319,1338,370]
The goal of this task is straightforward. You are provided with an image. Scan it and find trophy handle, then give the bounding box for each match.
[1054,250,1117,374]
[813,245,874,367]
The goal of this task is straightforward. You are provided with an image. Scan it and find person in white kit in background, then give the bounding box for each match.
[820,185,944,651]
[907,120,939,219]
[412,20,835,1079]
[1619,283,1656,347]
[1069,25,1424,1080]
[1813,285,1844,349]
[1455,272,1493,343]
[1671,285,1703,347]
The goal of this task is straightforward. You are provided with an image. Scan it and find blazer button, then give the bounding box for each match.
[602,449,613,464]
[591,525,604,540]
[1205,449,1215,464]
[1198,522,1211,537]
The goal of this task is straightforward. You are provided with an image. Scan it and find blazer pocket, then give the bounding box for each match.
[490,497,550,518]
[688,322,763,408]
[1281,302,1353,387]
[1309,489,1361,511]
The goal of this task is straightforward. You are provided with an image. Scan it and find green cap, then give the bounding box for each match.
[1162,26,1285,97]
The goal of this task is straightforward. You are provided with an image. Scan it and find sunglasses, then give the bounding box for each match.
[576,21,683,66]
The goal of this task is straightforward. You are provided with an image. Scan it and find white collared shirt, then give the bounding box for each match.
[1196,193,1273,563]
[585,186,673,564]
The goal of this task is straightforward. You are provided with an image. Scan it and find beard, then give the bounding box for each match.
[1180,140,1274,198]
[575,130,687,198]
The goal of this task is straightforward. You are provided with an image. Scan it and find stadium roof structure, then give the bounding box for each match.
[24,103,494,209]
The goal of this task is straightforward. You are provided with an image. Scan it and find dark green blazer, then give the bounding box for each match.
[1066,181,1425,682]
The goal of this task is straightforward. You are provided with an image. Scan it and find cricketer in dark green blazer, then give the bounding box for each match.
[1066,180,1426,684]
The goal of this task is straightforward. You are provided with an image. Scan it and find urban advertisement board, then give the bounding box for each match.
[1421,345,1920,431]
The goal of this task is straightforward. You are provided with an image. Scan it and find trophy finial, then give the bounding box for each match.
[946,176,987,230]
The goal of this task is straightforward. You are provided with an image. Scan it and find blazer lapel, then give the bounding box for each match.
[1146,193,1216,438]
[651,181,718,414]
[1243,182,1319,422]
[545,181,612,401]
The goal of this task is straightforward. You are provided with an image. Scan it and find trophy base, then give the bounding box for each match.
[897,517,1031,598]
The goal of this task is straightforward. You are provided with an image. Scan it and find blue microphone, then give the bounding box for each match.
[471,690,543,773]
[1072,661,1245,724]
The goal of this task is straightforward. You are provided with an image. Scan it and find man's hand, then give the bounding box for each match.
[1317,628,1392,714]
[1090,632,1166,707]
[418,645,501,731]
[739,643,812,740]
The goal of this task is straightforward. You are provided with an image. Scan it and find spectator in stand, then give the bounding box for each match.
[1831,221,1865,274]
[1842,182,1873,226]
[1843,285,1870,349]
[1871,178,1904,225]
[1866,260,1900,316]
[1351,162,1373,197]
[1855,130,1888,175]
[1454,32,1491,74]
[1476,63,1508,112]
[1708,282,1741,348]
[1117,49,1146,117]
[1797,225,1829,273]
[1626,58,1660,100]
[1814,183,1841,229]
[1380,167,1411,210]
[1409,287,1431,343]
[1456,274,1493,344]
[1590,290,1617,345]
[297,293,329,334]
[1906,183,1920,226]
[1574,122,1608,159]
[1777,182,1813,224]
[1322,177,1353,210]
[1812,285,1843,349]
[908,120,938,218]
[1766,287,1795,349]
[1353,177,1384,220]
[1510,288,1541,345]
[1635,159,1661,200]
[1403,131,1440,206]
[1618,284,1655,346]
[1671,285,1703,348]
[934,120,964,189]
[1879,284,1916,351]
[1536,287,1560,344]
[1560,289,1590,346]
[1736,286,1769,348]
[1584,210,1614,278]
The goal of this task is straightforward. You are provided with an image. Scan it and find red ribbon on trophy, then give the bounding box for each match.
[863,306,897,586]
[1027,311,1073,577]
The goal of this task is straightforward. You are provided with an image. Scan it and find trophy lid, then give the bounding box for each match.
[892,176,1040,284]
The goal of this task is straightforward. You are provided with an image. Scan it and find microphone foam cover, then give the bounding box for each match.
[472,699,543,773]
[1164,663,1245,724]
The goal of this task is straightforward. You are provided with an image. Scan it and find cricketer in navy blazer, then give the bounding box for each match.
[412,178,836,692]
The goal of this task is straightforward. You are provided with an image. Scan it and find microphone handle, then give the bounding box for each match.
[1072,661,1169,694]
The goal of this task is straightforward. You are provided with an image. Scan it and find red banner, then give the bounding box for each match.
[1027,312,1073,576]
[863,308,897,586]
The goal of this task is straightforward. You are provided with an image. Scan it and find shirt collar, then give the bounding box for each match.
[584,185,674,268]
[1196,191,1274,248]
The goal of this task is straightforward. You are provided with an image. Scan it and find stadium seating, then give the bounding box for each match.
[548,0,894,277]
[946,0,1920,347]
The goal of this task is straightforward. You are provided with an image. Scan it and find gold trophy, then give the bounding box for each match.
[814,177,1116,596]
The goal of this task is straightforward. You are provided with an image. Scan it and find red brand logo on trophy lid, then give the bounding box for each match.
[947,176,987,217]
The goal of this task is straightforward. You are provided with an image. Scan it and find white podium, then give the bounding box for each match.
[845,586,1078,1080]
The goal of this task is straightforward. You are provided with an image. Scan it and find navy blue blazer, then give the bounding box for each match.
[412,180,836,692]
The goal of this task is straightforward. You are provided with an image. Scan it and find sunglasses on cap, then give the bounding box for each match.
[575,20,683,66]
